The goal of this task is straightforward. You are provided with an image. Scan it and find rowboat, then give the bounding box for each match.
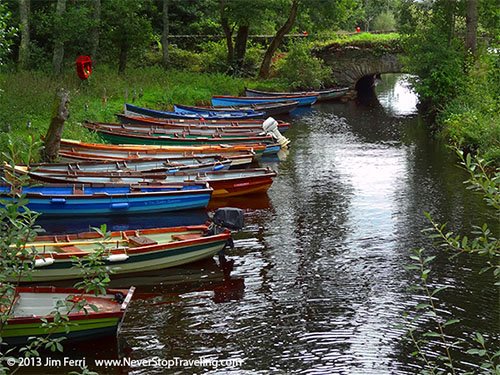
[124,103,264,120]
[2,286,134,345]
[59,143,256,167]
[13,222,238,282]
[211,94,318,107]
[0,182,213,216]
[116,113,291,132]
[18,167,277,198]
[9,158,231,176]
[174,101,299,117]
[61,138,264,158]
[83,121,270,137]
[245,87,350,101]
[84,124,282,152]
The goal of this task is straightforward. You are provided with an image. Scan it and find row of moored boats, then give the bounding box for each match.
[3,87,348,345]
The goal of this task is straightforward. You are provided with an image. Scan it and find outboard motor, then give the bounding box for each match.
[206,207,244,249]
[262,117,291,149]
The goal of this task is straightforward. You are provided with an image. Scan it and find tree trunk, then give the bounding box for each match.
[258,0,299,79]
[18,0,30,69]
[118,40,128,73]
[219,0,233,67]
[465,0,478,56]
[90,0,101,60]
[42,89,70,162]
[161,0,169,68]
[52,0,66,75]
[234,25,249,73]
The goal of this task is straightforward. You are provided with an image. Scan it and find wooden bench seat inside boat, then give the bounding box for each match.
[128,236,158,247]
[171,233,203,241]
[59,246,87,254]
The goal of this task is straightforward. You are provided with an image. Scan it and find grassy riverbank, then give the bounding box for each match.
[0,67,286,161]
[438,55,500,163]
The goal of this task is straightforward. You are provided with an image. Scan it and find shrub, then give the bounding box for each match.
[199,40,230,73]
[168,45,204,72]
[276,41,332,89]
[372,11,396,32]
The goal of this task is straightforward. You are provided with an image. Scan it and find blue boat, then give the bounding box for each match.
[124,103,264,120]
[211,94,318,107]
[0,183,212,216]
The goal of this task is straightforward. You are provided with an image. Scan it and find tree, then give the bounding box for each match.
[0,0,16,67]
[258,0,299,79]
[219,0,270,75]
[52,0,66,75]
[18,0,30,69]
[465,0,478,56]
[161,0,169,67]
[101,0,153,73]
[90,0,101,60]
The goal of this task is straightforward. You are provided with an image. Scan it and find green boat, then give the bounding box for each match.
[2,286,134,345]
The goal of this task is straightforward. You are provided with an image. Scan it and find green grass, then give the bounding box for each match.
[0,66,286,161]
[312,32,400,49]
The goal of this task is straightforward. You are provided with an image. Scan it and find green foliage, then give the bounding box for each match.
[100,0,154,71]
[401,29,465,109]
[168,45,205,72]
[0,0,16,67]
[199,40,230,73]
[276,41,332,89]
[372,11,396,32]
[439,53,500,163]
[312,32,400,49]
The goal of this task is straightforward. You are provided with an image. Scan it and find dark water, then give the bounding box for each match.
[29,74,498,374]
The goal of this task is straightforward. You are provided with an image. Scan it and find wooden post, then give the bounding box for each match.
[42,89,69,162]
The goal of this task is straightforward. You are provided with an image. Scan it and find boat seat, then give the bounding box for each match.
[128,236,158,247]
[171,233,202,241]
[59,246,87,254]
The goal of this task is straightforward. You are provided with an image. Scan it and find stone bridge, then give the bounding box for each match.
[314,40,404,91]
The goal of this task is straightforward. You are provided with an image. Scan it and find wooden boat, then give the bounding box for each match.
[84,123,282,153]
[174,101,299,117]
[211,94,318,107]
[0,182,213,216]
[61,138,264,158]
[116,113,291,132]
[59,139,258,165]
[18,167,277,198]
[10,158,231,177]
[245,87,350,101]
[2,286,134,345]
[13,224,236,282]
[124,103,264,120]
[83,121,269,137]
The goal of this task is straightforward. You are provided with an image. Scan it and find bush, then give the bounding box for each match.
[276,41,332,89]
[372,11,396,32]
[439,53,500,163]
[199,40,230,73]
[168,45,204,72]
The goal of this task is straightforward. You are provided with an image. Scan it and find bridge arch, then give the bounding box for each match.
[315,42,404,91]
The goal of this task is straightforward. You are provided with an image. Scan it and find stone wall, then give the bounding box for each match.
[315,43,403,88]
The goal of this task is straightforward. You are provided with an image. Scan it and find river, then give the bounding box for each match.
[32,74,498,374]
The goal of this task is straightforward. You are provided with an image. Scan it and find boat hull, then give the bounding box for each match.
[0,185,212,216]
[211,95,317,107]
[125,103,263,120]
[23,239,228,282]
[244,87,349,102]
